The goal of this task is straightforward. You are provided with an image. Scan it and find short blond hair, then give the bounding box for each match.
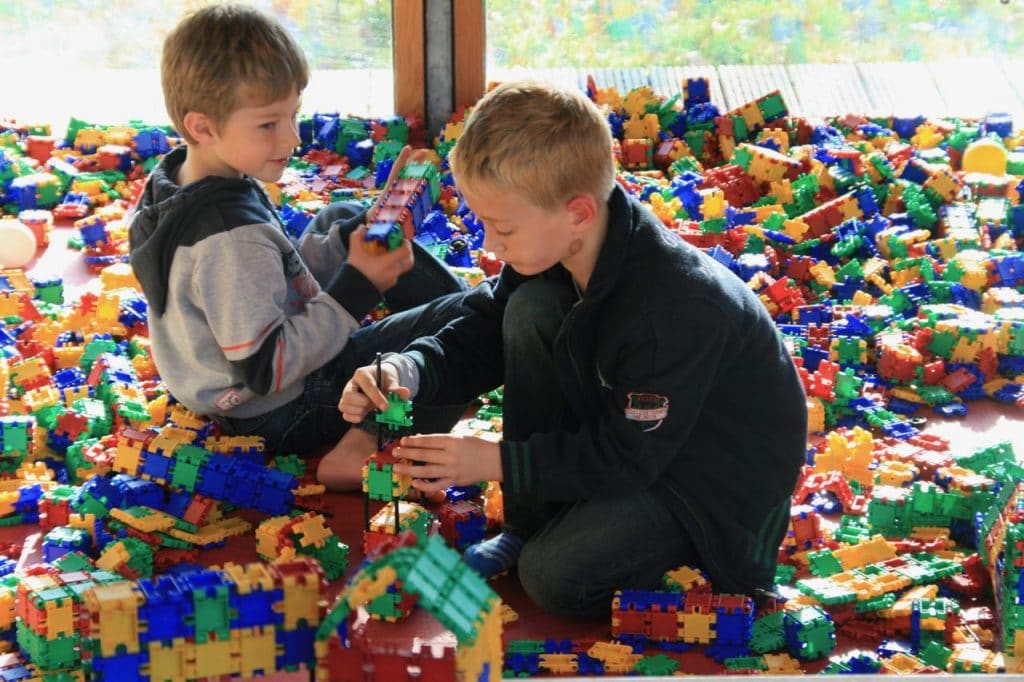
[450,81,616,210]
[161,4,309,144]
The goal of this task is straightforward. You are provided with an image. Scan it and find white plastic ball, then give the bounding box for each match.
[0,220,38,268]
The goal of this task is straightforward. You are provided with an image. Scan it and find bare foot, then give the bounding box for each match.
[316,427,375,491]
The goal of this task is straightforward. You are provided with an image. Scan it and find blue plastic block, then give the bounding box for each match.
[139,453,174,483]
[138,574,195,642]
[88,651,147,681]
[276,626,316,668]
[232,583,284,629]
[111,474,164,509]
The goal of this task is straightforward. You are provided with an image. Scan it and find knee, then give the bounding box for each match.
[518,542,611,619]
[308,202,362,234]
[505,279,573,345]
[320,201,363,223]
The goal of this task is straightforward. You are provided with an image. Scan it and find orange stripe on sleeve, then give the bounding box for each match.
[221,320,277,352]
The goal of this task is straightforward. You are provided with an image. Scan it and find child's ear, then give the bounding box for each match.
[183,111,217,144]
[566,194,598,231]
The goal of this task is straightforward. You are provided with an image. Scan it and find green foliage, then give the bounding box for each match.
[486,0,1024,68]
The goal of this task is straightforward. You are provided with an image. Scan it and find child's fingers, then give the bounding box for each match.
[339,407,365,424]
[340,373,388,412]
[381,239,414,267]
[410,477,452,495]
[338,393,371,423]
[383,385,411,401]
[347,223,368,249]
[400,434,454,449]
[393,444,447,464]
[395,462,448,479]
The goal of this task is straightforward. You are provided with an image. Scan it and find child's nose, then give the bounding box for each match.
[285,120,300,147]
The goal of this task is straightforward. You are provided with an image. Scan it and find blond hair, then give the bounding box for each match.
[161,4,309,144]
[449,81,616,210]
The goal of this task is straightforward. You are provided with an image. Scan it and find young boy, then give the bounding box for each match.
[128,4,466,491]
[339,81,808,618]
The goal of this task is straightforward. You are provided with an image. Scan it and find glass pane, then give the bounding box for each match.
[486,0,1024,67]
[486,0,1024,118]
[1,0,393,132]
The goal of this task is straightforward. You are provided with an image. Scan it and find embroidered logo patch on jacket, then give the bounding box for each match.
[624,392,669,431]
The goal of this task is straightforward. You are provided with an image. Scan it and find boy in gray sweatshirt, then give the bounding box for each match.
[128,4,466,490]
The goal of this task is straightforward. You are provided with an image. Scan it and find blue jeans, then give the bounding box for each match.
[503,278,699,618]
[217,203,469,456]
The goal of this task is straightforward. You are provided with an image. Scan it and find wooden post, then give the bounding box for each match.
[393,0,426,120]
[453,0,485,109]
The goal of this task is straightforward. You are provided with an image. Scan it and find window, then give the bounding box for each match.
[2,1,393,134]
[485,0,1024,118]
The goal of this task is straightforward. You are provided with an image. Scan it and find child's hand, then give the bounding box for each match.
[338,363,409,424]
[392,434,503,495]
[346,224,415,292]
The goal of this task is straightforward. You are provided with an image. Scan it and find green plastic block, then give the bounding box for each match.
[807,550,843,577]
[750,610,786,654]
[724,655,767,672]
[918,640,951,670]
[191,582,231,644]
[634,653,680,676]
[170,444,210,491]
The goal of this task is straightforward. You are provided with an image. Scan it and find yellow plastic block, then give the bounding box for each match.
[962,137,1008,175]
[145,392,167,424]
[0,587,16,630]
[0,494,17,518]
[291,513,332,549]
[84,582,143,656]
[167,404,207,429]
[882,652,929,674]
[233,626,278,678]
[188,637,236,678]
[53,346,85,370]
[148,638,188,680]
[109,507,176,533]
[280,571,322,630]
[833,535,896,571]
[44,591,77,640]
[539,654,578,674]
[256,516,292,561]
[99,264,142,292]
[663,565,709,593]
[678,612,716,643]
[113,439,143,476]
[762,652,804,674]
[96,542,132,574]
[222,563,278,595]
[147,427,197,457]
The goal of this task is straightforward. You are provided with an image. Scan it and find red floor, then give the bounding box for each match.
[11,225,1024,678]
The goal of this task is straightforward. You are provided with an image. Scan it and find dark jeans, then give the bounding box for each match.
[217,202,469,456]
[503,278,700,618]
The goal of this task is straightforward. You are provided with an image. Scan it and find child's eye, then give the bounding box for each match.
[260,122,276,130]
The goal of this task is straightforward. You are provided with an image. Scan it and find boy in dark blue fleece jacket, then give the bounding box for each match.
[128,4,466,491]
[339,81,807,618]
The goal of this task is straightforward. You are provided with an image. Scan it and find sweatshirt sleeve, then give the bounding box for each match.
[191,231,376,396]
[399,271,518,404]
[295,204,366,287]
[501,298,731,501]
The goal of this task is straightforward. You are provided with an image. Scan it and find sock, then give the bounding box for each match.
[462,532,525,579]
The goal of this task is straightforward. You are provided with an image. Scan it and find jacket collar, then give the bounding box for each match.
[575,183,636,304]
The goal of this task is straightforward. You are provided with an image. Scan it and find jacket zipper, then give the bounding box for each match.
[564,301,587,395]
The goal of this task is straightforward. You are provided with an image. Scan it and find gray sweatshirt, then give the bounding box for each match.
[128,146,381,418]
